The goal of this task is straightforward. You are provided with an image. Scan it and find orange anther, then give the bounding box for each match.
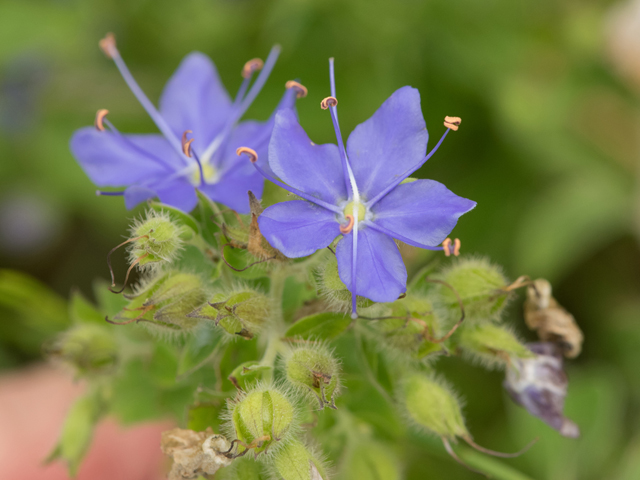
[285,81,308,98]
[340,214,355,234]
[242,58,264,79]
[236,146,258,163]
[321,96,338,110]
[94,109,109,131]
[181,130,194,157]
[444,116,461,131]
[442,237,461,257]
[99,33,117,59]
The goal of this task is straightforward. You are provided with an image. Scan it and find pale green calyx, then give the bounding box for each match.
[129,210,188,268]
[284,344,341,409]
[272,439,327,480]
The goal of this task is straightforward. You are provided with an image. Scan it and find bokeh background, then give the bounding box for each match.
[1,0,639,479]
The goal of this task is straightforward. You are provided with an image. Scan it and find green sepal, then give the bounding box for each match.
[228,361,272,390]
[148,200,200,236]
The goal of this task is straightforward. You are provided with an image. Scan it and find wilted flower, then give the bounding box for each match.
[504,342,580,438]
[71,34,304,213]
[243,60,475,317]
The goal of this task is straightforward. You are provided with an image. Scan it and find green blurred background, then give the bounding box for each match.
[0,0,639,478]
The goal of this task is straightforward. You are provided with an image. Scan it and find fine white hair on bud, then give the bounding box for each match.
[127,210,188,270]
[270,438,329,480]
[281,341,342,409]
[458,323,534,370]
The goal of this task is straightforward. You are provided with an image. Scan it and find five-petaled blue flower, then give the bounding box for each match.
[245,62,476,317]
[70,34,305,213]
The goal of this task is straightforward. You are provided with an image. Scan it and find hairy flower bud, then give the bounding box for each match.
[112,271,208,334]
[229,384,296,456]
[400,373,468,440]
[284,344,341,409]
[318,256,374,310]
[129,211,189,268]
[436,257,509,324]
[458,323,533,368]
[189,289,270,339]
[504,342,580,438]
[46,324,117,376]
[341,441,401,480]
[272,439,328,480]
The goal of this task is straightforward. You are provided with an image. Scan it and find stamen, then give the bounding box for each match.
[94,109,109,131]
[340,214,354,234]
[236,146,258,163]
[99,33,117,59]
[442,238,461,257]
[182,130,194,157]
[96,190,125,196]
[321,96,338,109]
[444,116,461,131]
[239,150,342,214]
[365,127,452,208]
[285,80,308,98]
[242,58,264,79]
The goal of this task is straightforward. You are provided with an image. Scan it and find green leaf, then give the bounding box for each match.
[228,361,272,390]
[285,312,352,340]
[178,325,223,376]
[111,359,162,424]
[69,288,104,325]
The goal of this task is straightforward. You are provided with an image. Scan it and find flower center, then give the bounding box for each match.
[190,163,218,185]
[343,200,366,221]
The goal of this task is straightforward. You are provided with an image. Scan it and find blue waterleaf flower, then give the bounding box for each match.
[239,60,475,317]
[70,34,306,213]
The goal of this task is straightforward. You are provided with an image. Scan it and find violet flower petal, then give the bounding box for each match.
[346,86,429,201]
[268,109,348,205]
[258,201,340,257]
[124,185,156,210]
[159,52,233,152]
[70,128,175,186]
[371,179,476,248]
[199,169,264,214]
[335,228,407,303]
[155,177,199,213]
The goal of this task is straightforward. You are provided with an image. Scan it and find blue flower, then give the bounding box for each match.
[241,60,475,317]
[70,34,305,213]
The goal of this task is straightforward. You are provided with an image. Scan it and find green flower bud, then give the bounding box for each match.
[272,439,328,480]
[129,211,188,269]
[400,373,468,440]
[284,344,341,409]
[46,324,117,376]
[435,257,509,324]
[458,323,533,368]
[341,442,400,480]
[215,457,267,480]
[112,271,208,334]
[189,289,270,339]
[318,256,374,310]
[373,295,444,360]
[230,385,296,456]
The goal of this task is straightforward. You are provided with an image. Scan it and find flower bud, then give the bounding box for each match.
[215,457,266,480]
[319,256,374,309]
[129,211,188,269]
[458,323,533,368]
[189,289,270,339]
[229,384,296,456]
[284,344,341,409]
[435,257,509,324]
[272,439,328,480]
[341,441,401,480]
[112,271,208,334]
[46,324,117,376]
[400,373,468,440]
[504,342,580,438]
[373,295,444,360]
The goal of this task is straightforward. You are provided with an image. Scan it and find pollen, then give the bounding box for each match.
[444,116,462,131]
[236,146,258,163]
[99,33,117,59]
[321,96,338,110]
[94,109,109,131]
[285,81,308,98]
[242,58,264,79]
[442,238,461,257]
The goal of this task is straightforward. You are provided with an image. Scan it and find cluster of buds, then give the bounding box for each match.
[189,289,270,339]
[46,324,117,376]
